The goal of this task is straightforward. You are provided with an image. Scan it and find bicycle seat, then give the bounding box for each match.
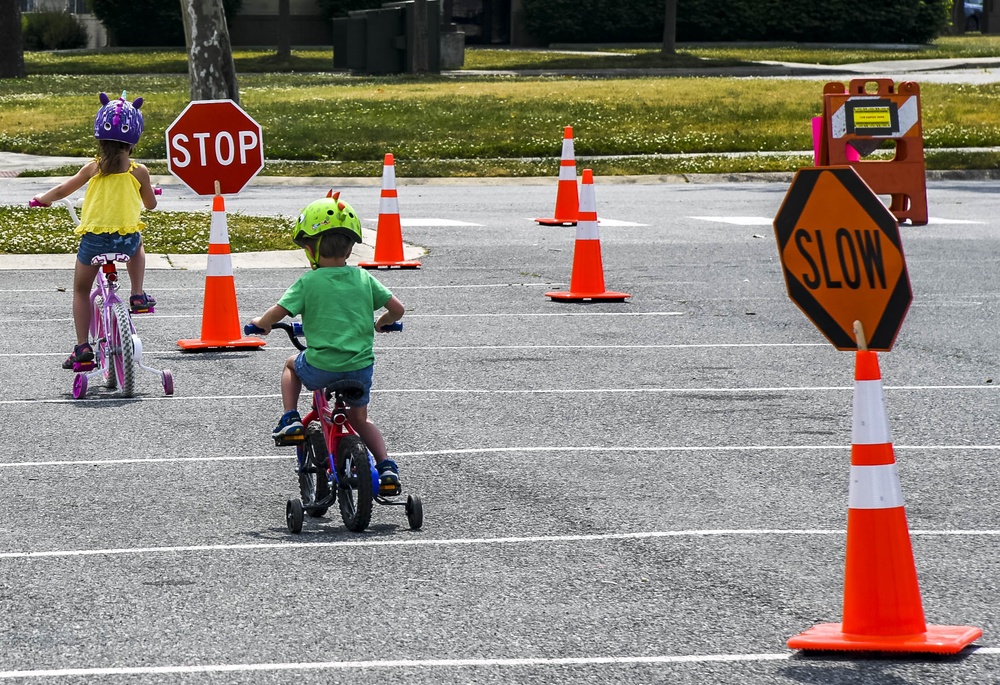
[90,252,131,266]
[324,379,365,403]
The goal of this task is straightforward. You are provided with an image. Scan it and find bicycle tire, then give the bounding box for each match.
[301,425,330,517]
[337,435,373,532]
[110,301,135,396]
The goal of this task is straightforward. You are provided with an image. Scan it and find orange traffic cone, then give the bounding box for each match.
[535,126,579,226]
[787,347,980,654]
[358,153,420,270]
[546,169,629,302]
[178,191,265,350]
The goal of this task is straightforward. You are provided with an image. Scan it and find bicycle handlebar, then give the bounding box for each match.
[244,320,401,351]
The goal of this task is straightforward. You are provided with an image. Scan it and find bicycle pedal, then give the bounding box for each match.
[131,306,154,314]
[274,434,305,447]
[379,482,401,497]
[72,361,95,372]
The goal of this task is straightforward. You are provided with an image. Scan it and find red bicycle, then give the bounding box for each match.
[245,321,422,534]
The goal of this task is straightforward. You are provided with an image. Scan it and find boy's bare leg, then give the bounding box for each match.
[281,356,302,413]
[348,405,388,463]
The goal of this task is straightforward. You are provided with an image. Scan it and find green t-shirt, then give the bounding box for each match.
[278,266,392,372]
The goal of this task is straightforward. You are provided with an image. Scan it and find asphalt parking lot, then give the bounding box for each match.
[1,176,998,683]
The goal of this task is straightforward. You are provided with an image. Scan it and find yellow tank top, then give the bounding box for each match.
[76,160,146,236]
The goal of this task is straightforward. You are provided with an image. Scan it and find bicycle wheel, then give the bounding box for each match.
[301,425,330,517]
[337,435,373,532]
[109,301,135,396]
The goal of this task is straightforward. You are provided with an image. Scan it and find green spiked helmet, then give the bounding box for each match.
[293,192,363,268]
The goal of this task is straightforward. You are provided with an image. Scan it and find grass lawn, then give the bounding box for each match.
[3,38,999,253]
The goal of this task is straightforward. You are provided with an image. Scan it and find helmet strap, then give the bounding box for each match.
[305,235,322,270]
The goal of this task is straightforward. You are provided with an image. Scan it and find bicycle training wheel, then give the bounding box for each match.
[337,435,373,532]
[286,498,304,534]
[301,425,330,517]
[109,302,135,396]
[406,495,423,530]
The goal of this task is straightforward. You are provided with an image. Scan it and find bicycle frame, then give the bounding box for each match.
[301,386,380,497]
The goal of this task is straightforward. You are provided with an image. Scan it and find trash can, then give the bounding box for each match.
[331,1,439,75]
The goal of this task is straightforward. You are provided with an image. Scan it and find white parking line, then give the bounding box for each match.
[4,528,1000,562]
[20,650,1000,680]
[691,216,988,226]
[2,444,998,470]
[0,342,828,359]
[2,384,998,406]
[9,310,688,325]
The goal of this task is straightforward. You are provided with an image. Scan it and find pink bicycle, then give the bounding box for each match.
[30,197,173,399]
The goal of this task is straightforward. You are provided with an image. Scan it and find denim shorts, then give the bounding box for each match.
[294,354,374,406]
[77,232,142,266]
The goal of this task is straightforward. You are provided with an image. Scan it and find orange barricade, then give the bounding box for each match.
[816,79,928,226]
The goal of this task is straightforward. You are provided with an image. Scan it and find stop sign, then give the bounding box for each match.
[165,99,264,196]
[773,166,912,351]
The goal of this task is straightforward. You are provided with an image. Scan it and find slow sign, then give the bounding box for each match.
[773,166,912,351]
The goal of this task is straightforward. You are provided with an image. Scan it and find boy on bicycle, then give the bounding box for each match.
[250,194,405,487]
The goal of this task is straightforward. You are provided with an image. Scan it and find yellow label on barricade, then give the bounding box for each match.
[852,107,892,128]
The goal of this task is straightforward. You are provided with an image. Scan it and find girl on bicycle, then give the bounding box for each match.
[32,91,158,370]
[250,194,406,488]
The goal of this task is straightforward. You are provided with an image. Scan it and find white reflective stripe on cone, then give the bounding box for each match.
[382,164,396,188]
[209,212,230,244]
[558,165,577,181]
[379,196,400,215]
[576,222,600,240]
[853,379,892,445]
[206,253,234,278]
[561,137,575,159]
[848,463,905,509]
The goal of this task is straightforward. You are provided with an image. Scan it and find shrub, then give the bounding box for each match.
[21,11,88,51]
[87,0,243,47]
[522,0,951,45]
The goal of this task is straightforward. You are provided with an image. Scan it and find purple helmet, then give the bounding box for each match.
[94,91,144,146]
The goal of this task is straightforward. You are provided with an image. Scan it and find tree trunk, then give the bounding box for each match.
[180,0,240,103]
[661,0,677,56]
[0,0,26,79]
[277,0,291,60]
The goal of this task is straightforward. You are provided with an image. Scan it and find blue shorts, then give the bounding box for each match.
[294,354,374,406]
[77,232,142,266]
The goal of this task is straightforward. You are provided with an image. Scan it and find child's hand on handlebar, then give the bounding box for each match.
[248,317,271,335]
[28,197,50,208]
[375,314,398,332]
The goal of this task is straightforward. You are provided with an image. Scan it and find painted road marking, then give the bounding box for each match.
[692,216,987,226]
[1,383,997,406]
[1,444,998,470]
